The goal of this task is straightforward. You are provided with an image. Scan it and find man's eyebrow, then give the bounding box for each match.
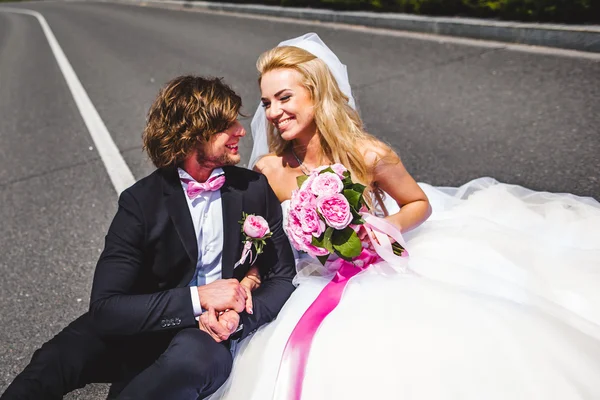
[261,89,291,101]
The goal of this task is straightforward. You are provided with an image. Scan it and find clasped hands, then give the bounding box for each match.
[197,268,261,343]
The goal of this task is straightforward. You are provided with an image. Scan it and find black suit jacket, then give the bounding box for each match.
[89,166,296,340]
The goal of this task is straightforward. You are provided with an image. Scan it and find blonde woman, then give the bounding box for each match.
[210,34,600,400]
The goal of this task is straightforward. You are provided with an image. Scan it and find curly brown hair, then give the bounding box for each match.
[143,75,242,168]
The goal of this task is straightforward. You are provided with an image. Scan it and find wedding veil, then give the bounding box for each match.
[248,33,357,169]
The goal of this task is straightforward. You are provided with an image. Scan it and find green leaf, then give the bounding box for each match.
[238,212,248,229]
[331,227,362,259]
[319,167,335,175]
[296,175,309,188]
[311,233,324,247]
[350,208,365,225]
[317,254,330,266]
[351,216,366,225]
[357,195,366,211]
[343,189,362,210]
[352,183,366,194]
[311,227,334,253]
[323,227,334,252]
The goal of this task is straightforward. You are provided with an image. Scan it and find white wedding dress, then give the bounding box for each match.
[210,177,600,400]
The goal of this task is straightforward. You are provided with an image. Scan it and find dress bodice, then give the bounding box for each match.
[280,199,292,221]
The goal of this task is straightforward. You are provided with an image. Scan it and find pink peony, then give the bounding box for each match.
[331,163,348,178]
[317,193,353,230]
[286,209,329,257]
[243,215,270,238]
[286,210,308,248]
[299,173,317,192]
[312,164,347,178]
[304,241,330,257]
[299,206,326,237]
[310,172,344,197]
[291,188,316,211]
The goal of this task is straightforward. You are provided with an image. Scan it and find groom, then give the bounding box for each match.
[2,76,296,399]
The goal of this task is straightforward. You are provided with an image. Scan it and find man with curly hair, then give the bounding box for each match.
[2,76,296,400]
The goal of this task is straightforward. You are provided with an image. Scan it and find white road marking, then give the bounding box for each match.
[0,7,136,195]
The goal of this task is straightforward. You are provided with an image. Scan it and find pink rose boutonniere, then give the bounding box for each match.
[235,213,272,267]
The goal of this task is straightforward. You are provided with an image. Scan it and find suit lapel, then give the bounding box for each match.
[164,168,198,265]
[220,169,243,279]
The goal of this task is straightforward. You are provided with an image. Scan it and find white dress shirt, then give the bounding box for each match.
[178,167,224,317]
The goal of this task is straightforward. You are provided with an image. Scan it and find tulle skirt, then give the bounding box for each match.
[209,177,600,400]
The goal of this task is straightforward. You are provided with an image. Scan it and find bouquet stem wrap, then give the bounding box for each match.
[275,213,409,400]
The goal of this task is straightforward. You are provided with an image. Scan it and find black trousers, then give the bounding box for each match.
[1,313,233,400]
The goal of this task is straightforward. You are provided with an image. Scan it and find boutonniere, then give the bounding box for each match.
[235,213,272,267]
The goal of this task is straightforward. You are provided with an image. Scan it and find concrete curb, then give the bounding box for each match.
[133,0,600,53]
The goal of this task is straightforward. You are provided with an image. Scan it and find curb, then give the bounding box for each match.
[133,0,600,53]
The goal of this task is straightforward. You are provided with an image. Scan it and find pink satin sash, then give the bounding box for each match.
[275,214,408,400]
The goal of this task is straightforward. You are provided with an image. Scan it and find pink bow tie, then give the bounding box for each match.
[183,175,226,199]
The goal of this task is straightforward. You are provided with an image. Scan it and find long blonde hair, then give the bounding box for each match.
[258,46,379,182]
[257,45,397,211]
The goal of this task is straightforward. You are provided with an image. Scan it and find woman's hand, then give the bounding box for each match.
[356,224,369,242]
[357,224,397,249]
[240,266,261,314]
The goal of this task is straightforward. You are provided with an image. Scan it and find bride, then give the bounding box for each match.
[210,33,600,399]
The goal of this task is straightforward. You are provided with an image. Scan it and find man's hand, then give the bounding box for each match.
[218,310,240,335]
[198,308,240,342]
[198,308,231,342]
[197,279,247,313]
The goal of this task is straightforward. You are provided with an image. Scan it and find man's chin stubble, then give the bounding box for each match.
[196,153,239,168]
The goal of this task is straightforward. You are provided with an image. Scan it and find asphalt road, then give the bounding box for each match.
[0,1,599,398]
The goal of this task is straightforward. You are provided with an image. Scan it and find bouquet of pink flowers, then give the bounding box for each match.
[286,164,405,265]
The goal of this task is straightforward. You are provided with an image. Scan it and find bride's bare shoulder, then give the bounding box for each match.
[253,154,285,177]
[358,139,400,169]
[253,154,295,202]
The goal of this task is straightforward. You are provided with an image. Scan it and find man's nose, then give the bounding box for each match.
[235,122,246,137]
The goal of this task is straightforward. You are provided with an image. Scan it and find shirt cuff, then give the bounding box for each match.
[190,286,203,317]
